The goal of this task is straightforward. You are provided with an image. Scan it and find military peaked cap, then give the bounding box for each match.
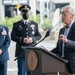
[19,5,31,12]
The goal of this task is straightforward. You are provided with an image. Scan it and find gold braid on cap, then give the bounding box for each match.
[21,6,29,10]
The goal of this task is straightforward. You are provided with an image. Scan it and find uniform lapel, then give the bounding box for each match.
[21,20,25,28]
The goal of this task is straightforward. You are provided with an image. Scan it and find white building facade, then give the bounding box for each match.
[0,0,75,20]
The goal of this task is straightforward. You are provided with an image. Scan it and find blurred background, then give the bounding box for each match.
[0,0,75,40]
[0,0,75,32]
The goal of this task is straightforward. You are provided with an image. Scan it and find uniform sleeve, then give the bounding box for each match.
[11,23,24,43]
[0,27,11,53]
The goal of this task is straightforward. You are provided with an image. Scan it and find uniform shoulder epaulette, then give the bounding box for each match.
[30,20,34,22]
[13,20,21,24]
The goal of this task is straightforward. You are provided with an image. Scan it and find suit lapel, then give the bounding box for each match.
[67,27,72,39]
[60,28,65,35]
[67,22,75,39]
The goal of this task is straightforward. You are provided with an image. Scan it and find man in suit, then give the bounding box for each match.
[51,5,75,75]
[11,4,41,75]
[0,25,11,75]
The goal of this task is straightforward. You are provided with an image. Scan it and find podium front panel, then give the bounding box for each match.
[25,47,66,74]
[25,48,42,72]
[42,51,65,73]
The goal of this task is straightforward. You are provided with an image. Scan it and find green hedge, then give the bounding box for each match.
[0,15,22,30]
[0,14,53,31]
[42,17,53,31]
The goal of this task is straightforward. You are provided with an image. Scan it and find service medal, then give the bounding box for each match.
[19,25,22,30]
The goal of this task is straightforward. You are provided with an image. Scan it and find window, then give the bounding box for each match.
[3,0,28,5]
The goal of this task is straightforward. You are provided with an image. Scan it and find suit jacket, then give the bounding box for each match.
[11,20,41,57]
[0,25,11,61]
[51,21,75,74]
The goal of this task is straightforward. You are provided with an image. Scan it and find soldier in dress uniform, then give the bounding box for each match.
[0,25,11,75]
[11,4,41,75]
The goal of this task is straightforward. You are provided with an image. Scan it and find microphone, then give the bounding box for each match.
[44,28,52,38]
[14,28,51,61]
[33,28,52,46]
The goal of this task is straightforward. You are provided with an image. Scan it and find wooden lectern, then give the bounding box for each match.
[25,47,68,75]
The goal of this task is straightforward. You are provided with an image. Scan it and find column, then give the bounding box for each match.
[0,0,5,20]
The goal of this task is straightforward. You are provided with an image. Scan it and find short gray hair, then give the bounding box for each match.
[61,5,75,14]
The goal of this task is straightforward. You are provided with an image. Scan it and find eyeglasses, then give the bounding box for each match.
[61,14,68,17]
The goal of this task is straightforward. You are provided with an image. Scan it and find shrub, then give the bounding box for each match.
[0,14,53,31]
[42,17,53,31]
[0,15,22,30]
[29,14,40,24]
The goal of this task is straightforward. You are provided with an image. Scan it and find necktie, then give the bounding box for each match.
[25,21,28,28]
[25,21,27,24]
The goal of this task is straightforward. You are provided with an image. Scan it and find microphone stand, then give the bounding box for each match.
[32,37,45,47]
[14,28,51,61]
